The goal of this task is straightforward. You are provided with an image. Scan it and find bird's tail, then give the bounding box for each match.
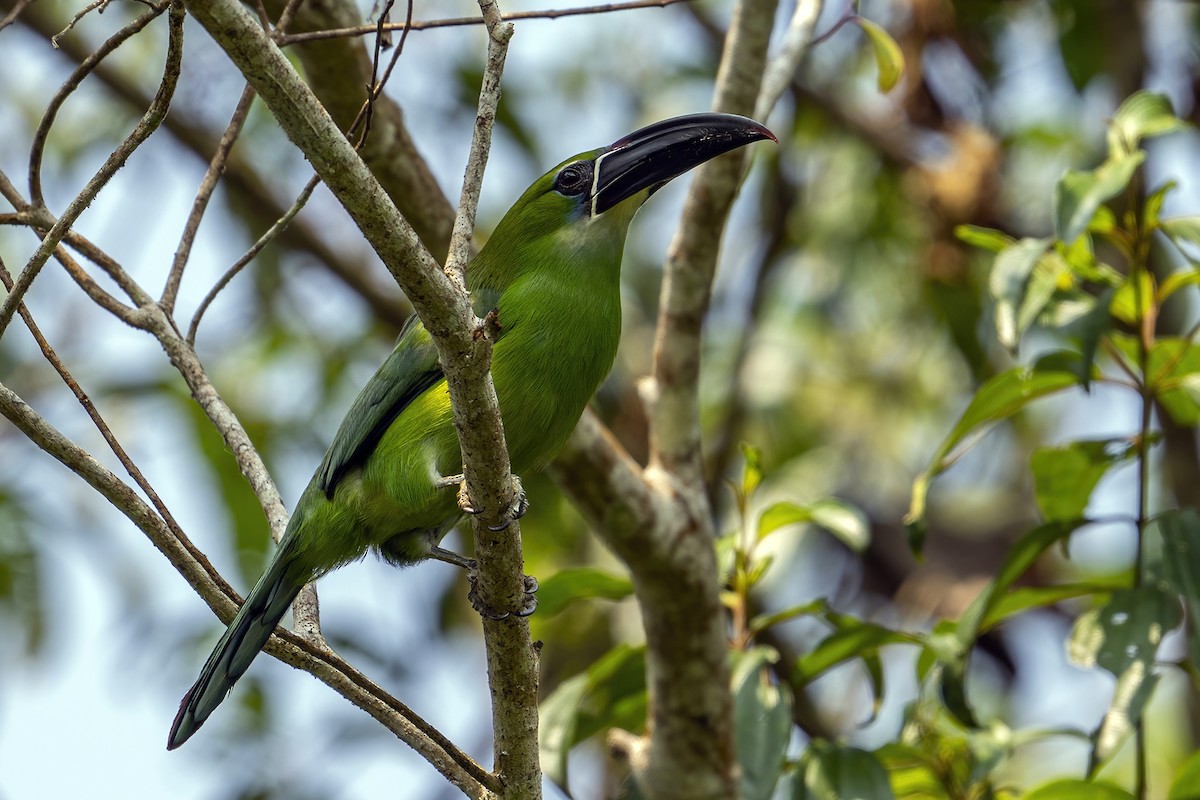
[166,526,309,750]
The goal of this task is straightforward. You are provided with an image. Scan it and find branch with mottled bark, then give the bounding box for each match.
[441,3,543,796]
[549,0,780,797]
[0,382,496,798]
[183,0,538,794]
[7,0,413,329]
[0,0,179,337]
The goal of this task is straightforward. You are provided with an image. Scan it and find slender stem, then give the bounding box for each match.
[0,381,495,796]
[1131,180,1154,800]
[1,1,183,338]
[277,0,694,45]
[27,1,171,208]
[163,83,258,314]
[188,174,321,345]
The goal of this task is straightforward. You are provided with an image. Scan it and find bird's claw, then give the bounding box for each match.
[488,478,529,531]
[443,474,528,527]
[466,568,539,620]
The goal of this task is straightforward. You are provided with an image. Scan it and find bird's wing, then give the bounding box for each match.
[314,314,444,497]
[312,288,507,498]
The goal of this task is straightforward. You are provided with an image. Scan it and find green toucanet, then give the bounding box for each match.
[167,112,775,749]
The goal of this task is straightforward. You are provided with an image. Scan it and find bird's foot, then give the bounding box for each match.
[428,547,539,619]
[468,570,539,620]
[428,545,473,570]
[440,473,529,531]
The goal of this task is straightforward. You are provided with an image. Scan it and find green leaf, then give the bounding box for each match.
[1150,338,1200,425]
[1055,151,1145,245]
[758,499,869,551]
[957,521,1088,645]
[934,521,1088,727]
[1089,205,1118,237]
[1055,287,1116,388]
[1068,587,1181,765]
[750,598,828,635]
[1026,779,1135,800]
[981,579,1124,631]
[732,647,792,800]
[538,671,589,792]
[1110,269,1155,326]
[906,354,1085,540]
[1158,268,1200,304]
[930,355,1085,476]
[799,743,895,800]
[534,567,633,617]
[854,17,905,93]
[1160,216,1200,250]
[741,442,764,501]
[873,742,949,799]
[1108,91,1187,158]
[1168,749,1200,800]
[539,644,648,793]
[1014,251,1070,347]
[1031,439,1135,522]
[1144,181,1178,231]
[955,224,1014,253]
[1145,510,1200,671]
[1068,587,1180,675]
[989,237,1052,351]
[794,618,922,686]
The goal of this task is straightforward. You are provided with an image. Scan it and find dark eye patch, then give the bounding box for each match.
[554,162,592,196]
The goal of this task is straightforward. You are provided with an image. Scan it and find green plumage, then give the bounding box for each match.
[168,114,773,750]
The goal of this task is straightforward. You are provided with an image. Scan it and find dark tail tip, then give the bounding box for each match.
[166,685,198,750]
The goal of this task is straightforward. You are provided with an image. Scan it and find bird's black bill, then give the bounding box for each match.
[591,112,776,215]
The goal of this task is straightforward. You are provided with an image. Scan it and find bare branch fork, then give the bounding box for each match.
[548,0,821,798]
[0,0,529,793]
[1,0,809,794]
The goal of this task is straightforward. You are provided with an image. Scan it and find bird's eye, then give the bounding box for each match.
[554,162,592,197]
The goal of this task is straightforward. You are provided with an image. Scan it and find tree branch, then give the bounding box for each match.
[442,7,542,794]
[8,0,413,329]
[551,1,778,797]
[277,0,695,45]
[183,1,541,792]
[163,82,257,315]
[0,0,182,338]
[0,381,497,796]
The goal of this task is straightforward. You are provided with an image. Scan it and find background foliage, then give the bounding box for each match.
[4,0,1200,798]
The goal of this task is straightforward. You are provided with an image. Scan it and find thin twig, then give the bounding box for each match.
[444,2,542,796]
[0,0,35,33]
[755,0,822,121]
[0,259,191,553]
[52,240,144,325]
[356,0,415,152]
[0,168,25,208]
[14,0,412,328]
[272,0,307,36]
[1,1,183,339]
[61,229,157,309]
[0,381,496,796]
[3,175,145,325]
[278,0,693,45]
[444,6,511,288]
[28,0,171,208]
[163,83,258,315]
[188,174,321,345]
[50,0,110,48]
